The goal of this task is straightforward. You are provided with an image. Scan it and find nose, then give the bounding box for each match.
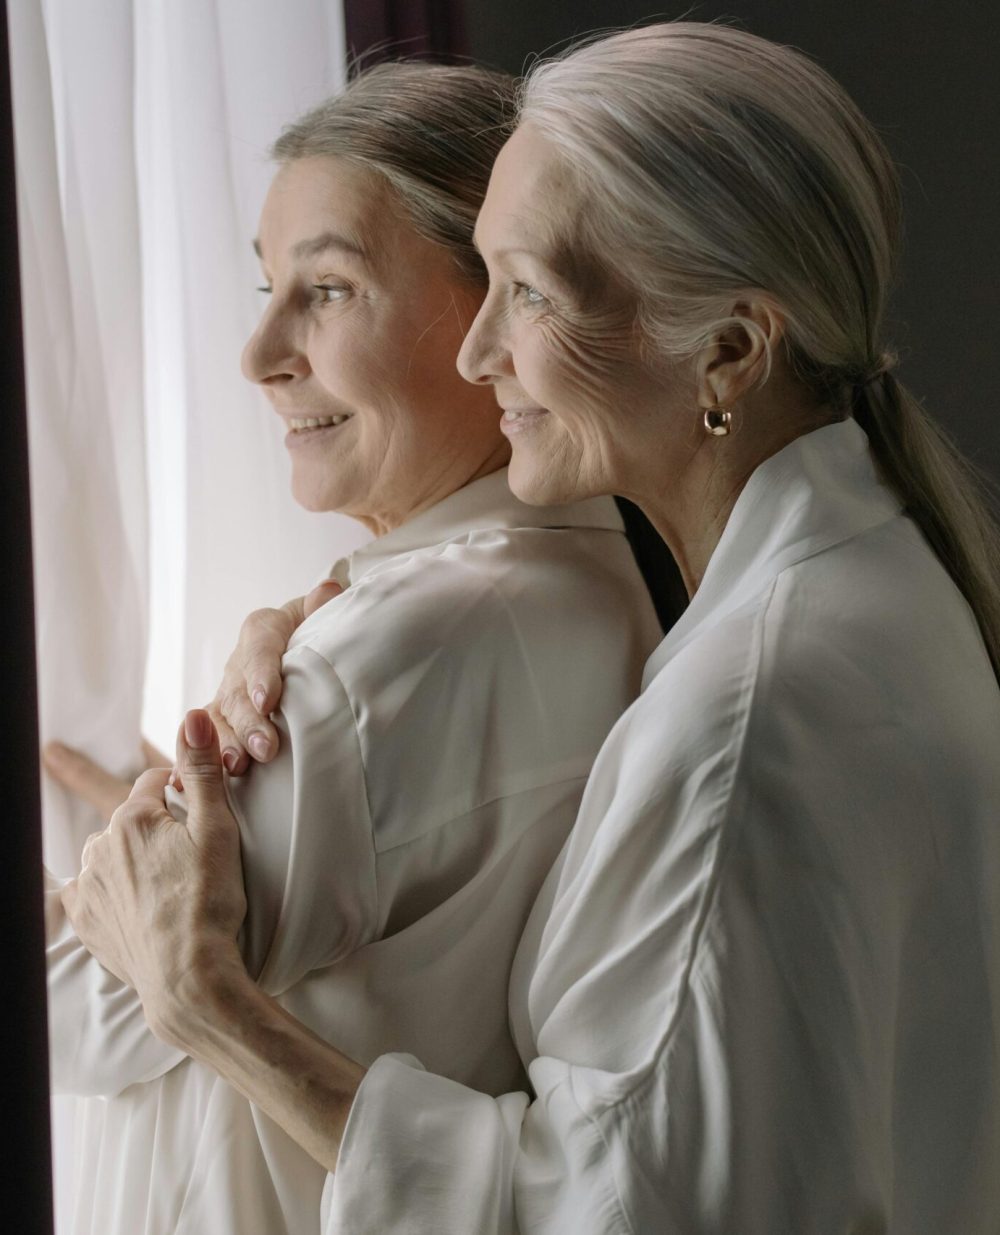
[241,300,310,387]
[457,294,514,386]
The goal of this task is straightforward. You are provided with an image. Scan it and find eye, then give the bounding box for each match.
[313,283,352,304]
[256,284,272,295]
[514,282,547,307]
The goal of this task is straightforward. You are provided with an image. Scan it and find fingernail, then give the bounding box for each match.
[248,732,271,761]
[252,687,268,714]
[184,711,213,750]
[222,748,240,773]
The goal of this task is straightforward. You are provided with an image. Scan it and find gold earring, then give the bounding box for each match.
[703,407,732,437]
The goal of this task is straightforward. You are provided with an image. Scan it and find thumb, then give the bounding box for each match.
[176,710,233,844]
[303,578,344,618]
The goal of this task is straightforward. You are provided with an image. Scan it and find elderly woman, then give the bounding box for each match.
[66,22,1000,1235]
[44,62,664,1235]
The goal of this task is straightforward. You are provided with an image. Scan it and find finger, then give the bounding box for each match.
[80,829,104,871]
[140,737,171,769]
[223,689,279,764]
[176,709,234,846]
[125,767,173,805]
[242,607,299,718]
[61,881,130,984]
[205,707,249,776]
[42,742,132,822]
[303,578,343,619]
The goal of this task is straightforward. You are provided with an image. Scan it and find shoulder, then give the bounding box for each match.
[287,523,655,681]
[569,511,994,871]
[277,523,660,846]
[755,515,993,735]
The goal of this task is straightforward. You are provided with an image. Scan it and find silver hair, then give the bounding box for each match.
[272,61,515,284]
[520,22,1000,677]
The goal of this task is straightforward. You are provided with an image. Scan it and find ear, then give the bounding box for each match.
[695,297,786,409]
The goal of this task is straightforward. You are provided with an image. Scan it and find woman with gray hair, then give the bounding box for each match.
[44,60,665,1235]
[67,22,1000,1233]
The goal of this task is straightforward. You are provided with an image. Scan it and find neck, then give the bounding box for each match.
[356,440,512,539]
[628,407,828,598]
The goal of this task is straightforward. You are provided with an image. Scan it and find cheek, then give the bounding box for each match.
[311,314,404,406]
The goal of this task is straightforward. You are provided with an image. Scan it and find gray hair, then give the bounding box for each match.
[272,61,515,283]
[520,22,1000,678]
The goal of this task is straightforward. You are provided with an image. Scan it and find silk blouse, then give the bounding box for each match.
[325,420,1000,1234]
[45,470,662,1235]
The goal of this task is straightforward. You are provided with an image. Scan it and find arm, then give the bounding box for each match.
[63,713,366,1167]
[66,695,703,1227]
[43,594,312,1094]
[322,614,929,1233]
[54,637,376,1096]
[42,737,169,822]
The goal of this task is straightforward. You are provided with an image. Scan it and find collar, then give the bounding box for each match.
[642,418,903,688]
[328,467,625,588]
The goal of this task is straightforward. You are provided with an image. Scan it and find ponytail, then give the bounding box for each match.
[853,376,1000,681]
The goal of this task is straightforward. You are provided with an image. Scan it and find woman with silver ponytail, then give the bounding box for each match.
[65,22,1000,1233]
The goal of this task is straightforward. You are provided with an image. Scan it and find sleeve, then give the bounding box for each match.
[322,609,901,1234]
[221,644,378,991]
[320,682,734,1234]
[47,644,378,1096]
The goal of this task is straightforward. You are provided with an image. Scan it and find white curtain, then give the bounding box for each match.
[10,1,363,1227]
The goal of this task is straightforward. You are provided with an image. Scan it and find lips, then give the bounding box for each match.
[500,406,549,436]
[501,406,547,421]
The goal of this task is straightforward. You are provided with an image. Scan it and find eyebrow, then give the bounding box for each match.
[491,246,547,261]
[474,238,576,289]
[252,231,369,263]
[472,233,550,265]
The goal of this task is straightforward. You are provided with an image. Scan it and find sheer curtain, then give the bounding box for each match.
[11,0,363,872]
[10,2,362,1227]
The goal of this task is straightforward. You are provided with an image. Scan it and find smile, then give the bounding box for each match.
[288,414,350,432]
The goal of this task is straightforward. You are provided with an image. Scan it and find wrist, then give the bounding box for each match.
[144,937,250,1053]
[145,938,364,1171]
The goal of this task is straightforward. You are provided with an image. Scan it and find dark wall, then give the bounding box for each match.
[463,0,1000,480]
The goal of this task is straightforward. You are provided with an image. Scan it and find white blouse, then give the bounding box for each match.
[325,420,1000,1234]
[45,470,663,1235]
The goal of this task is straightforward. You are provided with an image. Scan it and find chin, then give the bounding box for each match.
[290,476,341,513]
[507,451,583,508]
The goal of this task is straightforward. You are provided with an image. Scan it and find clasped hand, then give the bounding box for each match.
[60,710,248,1043]
[48,579,342,1039]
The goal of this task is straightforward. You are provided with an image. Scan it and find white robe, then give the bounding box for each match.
[325,420,1000,1233]
[46,470,662,1235]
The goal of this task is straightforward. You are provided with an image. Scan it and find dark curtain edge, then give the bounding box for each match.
[0,1,55,1231]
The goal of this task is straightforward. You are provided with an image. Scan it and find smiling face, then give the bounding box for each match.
[458,123,698,509]
[244,156,508,533]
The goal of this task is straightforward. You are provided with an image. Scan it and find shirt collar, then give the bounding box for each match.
[642,418,903,688]
[329,467,625,587]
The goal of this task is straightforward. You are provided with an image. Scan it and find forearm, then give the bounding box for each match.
[153,947,365,1173]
